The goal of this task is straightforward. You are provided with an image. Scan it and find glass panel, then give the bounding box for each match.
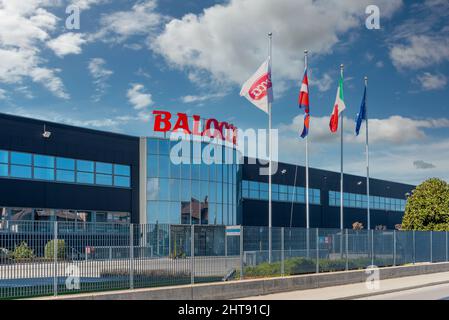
[77,172,94,184]
[34,167,54,180]
[159,178,169,201]
[114,176,130,187]
[96,162,113,174]
[34,155,54,168]
[169,179,180,201]
[114,164,130,176]
[147,139,158,154]
[159,155,169,178]
[56,157,75,170]
[147,202,158,223]
[0,150,8,163]
[77,160,94,172]
[56,169,75,182]
[147,155,158,177]
[0,163,7,176]
[181,179,190,201]
[10,165,31,178]
[96,174,112,186]
[11,152,31,166]
[159,140,170,155]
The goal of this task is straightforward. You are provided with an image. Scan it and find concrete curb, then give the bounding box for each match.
[30,262,449,300]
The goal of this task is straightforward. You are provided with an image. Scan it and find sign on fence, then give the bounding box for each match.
[226,226,241,236]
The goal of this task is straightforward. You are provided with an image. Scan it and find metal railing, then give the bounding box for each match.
[0,222,448,299]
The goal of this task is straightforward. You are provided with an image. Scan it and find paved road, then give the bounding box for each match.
[239,271,449,300]
[358,283,449,300]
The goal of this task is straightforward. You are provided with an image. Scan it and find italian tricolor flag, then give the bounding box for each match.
[329,76,346,133]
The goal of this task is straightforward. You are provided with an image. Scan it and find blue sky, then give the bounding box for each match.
[0,0,448,185]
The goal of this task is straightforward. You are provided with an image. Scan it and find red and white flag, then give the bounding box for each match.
[240,59,273,114]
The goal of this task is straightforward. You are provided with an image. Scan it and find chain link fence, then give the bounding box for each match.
[0,221,448,299]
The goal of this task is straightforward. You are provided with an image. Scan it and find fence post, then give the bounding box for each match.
[430,231,433,263]
[240,226,244,280]
[130,224,134,289]
[393,230,396,266]
[345,229,349,271]
[53,221,58,296]
[316,228,319,273]
[371,229,374,266]
[413,230,416,264]
[191,224,195,285]
[446,231,447,262]
[281,227,285,277]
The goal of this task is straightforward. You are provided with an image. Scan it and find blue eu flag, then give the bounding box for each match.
[355,86,366,136]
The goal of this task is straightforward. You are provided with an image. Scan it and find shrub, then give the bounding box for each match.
[352,222,364,230]
[11,242,34,261]
[100,269,190,279]
[44,239,66,259]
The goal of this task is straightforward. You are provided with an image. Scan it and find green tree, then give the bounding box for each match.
[402,178,449,231]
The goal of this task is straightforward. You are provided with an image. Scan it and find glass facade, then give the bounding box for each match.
[0,207,130,223]
[0,149,130,188]
[146,137,239,225]
[241,180,321,205]
[329,191,406,212]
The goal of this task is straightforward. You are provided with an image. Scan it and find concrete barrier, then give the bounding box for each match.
[33,261,449,300]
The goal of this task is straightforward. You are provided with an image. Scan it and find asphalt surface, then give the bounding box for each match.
[357,283,449,300]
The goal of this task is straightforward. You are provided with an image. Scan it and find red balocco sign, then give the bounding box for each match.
[152,110,238,145]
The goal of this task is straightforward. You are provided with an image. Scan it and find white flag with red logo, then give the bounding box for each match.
[240,59,273,114]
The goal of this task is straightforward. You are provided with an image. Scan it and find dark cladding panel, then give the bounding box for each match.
[0,113,140,223]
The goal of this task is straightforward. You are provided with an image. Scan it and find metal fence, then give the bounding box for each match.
[0,221,448,299]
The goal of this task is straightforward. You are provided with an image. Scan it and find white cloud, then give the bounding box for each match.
[153,0,402,86]
[92,0,162,43]
[47,32,86,57]
[276,115,449,184]
[71,0,108,10]
[0,88,6,99]
[280,114,449,145]
[30,67,69,99]
[416,72,447,91]
[127,83,153,110]
[390,35,449,70]
[181,92,226,104]
[88,58,113,101]
[0,0,69,98]
[309,72,333,92]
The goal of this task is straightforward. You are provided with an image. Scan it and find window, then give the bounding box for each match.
[0,150,8,164]
[10,165,31,178]
[77,171,94,184]
[34,167,54,181]
[114,176,130,188]
[57,157,75,170]
[57,170,75,182]
[96,162,112,174]
[96,174,112,186]
[34,155,54,168]
[77,160,94,172]
[11,152,31,166]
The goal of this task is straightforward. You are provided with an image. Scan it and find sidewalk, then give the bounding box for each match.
[239,271,449,300]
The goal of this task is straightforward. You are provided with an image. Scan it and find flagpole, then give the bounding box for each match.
[304,50,310,258]
[268,32,273,264]
[340,64,344,231]
[305,50,310,229]
[365,76,371,230]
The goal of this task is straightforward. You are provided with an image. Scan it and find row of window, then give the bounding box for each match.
[147,178,237,204]
[147,154,238,183]
[147,138,240,163]
[0,150,131,188]
[242,180,321,205]
[147,200,236,225]
[0,207,130,223]
[328,191,406,212]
